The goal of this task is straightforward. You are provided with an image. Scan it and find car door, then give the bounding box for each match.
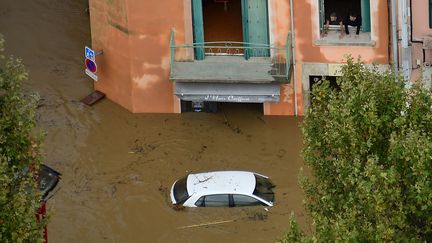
[232,194,265,207]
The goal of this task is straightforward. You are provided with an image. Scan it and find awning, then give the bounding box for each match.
[175,82,280,103]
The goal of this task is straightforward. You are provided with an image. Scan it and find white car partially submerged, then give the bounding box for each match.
[170,171,275,207]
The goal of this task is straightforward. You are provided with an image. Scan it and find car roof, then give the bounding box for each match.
[186,171,259,196]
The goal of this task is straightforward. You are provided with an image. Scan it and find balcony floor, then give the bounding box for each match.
[171,56,284,83]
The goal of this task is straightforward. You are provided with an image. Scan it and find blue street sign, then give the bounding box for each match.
[85,46,95,62]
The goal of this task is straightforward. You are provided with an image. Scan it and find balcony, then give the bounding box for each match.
[169,30,292,84]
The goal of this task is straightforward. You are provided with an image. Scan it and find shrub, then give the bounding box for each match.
[0,37,45,242]
[281,57,432,242]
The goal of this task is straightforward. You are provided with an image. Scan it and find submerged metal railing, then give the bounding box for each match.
[169,29,292,82]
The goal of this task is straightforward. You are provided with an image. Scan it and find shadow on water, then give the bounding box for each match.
[0,0,310,242]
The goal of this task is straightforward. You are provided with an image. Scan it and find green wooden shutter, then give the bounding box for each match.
[430,0,432,28]
[319,0,325,32]
[361,0,371,32]
[192,0,204,60]
[241,0,250,59]
[247,0,270,57]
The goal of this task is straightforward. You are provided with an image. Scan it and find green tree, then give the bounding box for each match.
[281,57,432,242]
[0,37,45,242]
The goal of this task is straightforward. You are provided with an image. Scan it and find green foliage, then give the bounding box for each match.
[0,36,45,242]
[283,57,432,242]
[278,213,307,243]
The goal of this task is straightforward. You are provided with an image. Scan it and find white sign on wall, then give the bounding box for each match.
[85,69,98,81]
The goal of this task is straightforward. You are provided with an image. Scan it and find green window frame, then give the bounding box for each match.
[192,0,205,60]
[361,0,371,32]
[430,0,432,28]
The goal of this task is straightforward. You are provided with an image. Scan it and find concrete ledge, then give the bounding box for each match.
[316,32,375,47]
[170,56,288,83]
[315,40,376,47]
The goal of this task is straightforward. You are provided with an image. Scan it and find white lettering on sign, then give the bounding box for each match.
[227,95,250,102]
[204,95,225,101]
[203,95,251,102]
[85,69,98,81]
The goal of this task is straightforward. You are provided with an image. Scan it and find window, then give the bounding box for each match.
[172,177,190,204]
[203,194,230,207]
[233,194,264,206]
[195,196,205,207]
[317,0,372,45]
[253,175,275,203]
[191,0,270,60]
[309,76,340,93]
[319,0,370,33]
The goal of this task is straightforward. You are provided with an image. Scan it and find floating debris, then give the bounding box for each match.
[81,90,105,106]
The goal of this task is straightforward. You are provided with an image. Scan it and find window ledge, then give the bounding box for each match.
[315,39,376,47]
[315,32,375,47]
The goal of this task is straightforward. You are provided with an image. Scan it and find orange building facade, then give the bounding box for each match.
[88,0,391,116]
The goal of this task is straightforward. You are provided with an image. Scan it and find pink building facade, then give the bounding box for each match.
[87,0,408,116]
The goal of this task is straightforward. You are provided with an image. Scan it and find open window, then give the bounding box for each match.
[191,0,270,60]
[318,0,372,45]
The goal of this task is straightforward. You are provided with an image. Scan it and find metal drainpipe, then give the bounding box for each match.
[289,0,298,116]
[391,0,399,77]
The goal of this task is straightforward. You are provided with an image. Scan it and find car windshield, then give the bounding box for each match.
[173,176,189,204]
[253,175,275,203]
[38,164,61,201]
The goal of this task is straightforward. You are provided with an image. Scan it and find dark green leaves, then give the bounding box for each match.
[0,36,45,242]
[282,57,432,242]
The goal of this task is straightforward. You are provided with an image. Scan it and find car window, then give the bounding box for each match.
[38,164,61,201]
[233,194,264,207]
[195,196,205,207]
[204,194,229,207]
[173,177,190,204]
[253,175,275,203]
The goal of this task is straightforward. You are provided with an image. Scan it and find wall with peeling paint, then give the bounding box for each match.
[266,0,389,116]
[409,0,432,82]
[89,0,187,113]
[88,0,389,116]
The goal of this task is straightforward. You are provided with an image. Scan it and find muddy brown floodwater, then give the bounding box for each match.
[0,0,310,242]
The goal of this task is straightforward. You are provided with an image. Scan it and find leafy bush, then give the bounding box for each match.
[281,57,432,242]
[0,37,45,242]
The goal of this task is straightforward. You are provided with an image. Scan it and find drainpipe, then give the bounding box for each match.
[289,0,298,116]
[391,0,399,77]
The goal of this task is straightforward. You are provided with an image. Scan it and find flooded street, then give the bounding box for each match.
[0,0,308,242]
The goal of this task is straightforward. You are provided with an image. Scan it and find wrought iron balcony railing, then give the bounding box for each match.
[169,29,292,83]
